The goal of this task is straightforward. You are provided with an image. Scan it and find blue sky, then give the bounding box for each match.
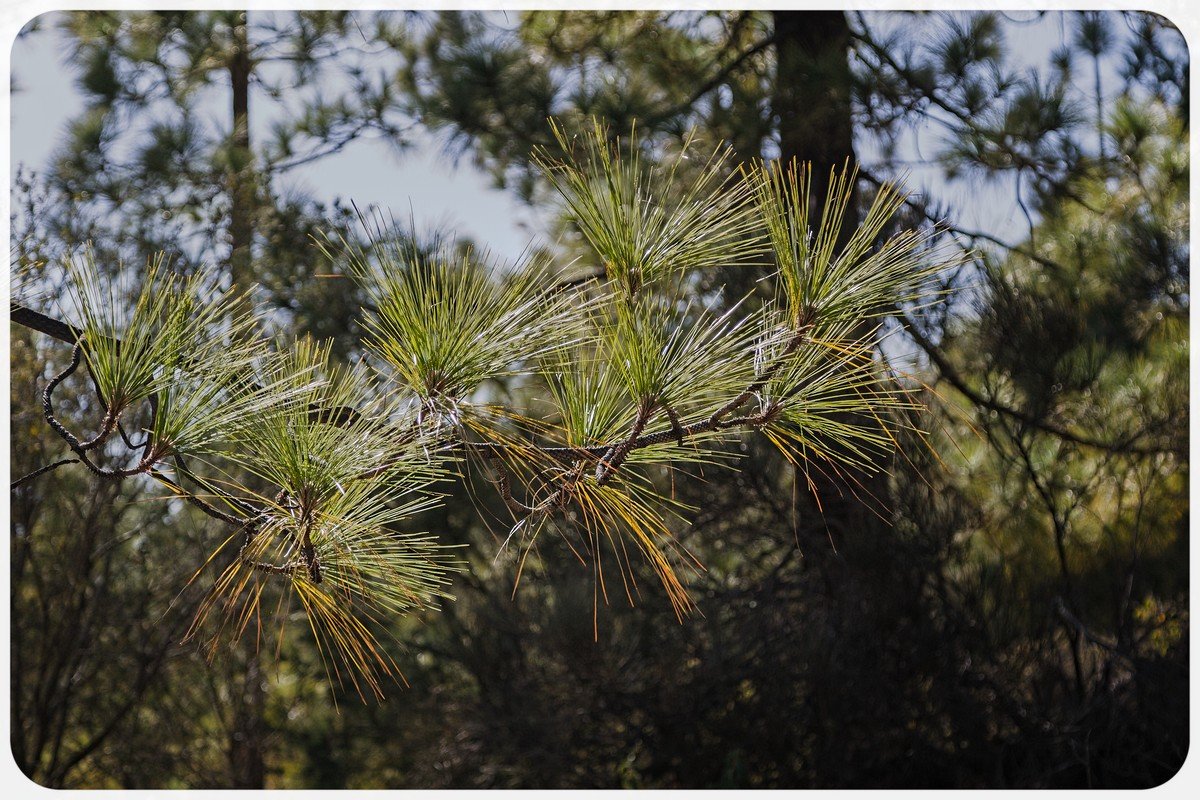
[11,11,544,260]
[11,10,1123,262]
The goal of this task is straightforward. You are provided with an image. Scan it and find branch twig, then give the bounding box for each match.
[10,459,81,490]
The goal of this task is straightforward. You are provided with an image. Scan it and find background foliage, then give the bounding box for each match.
[9,9,1189,789]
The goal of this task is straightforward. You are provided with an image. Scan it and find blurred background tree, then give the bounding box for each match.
[9,9,1188,788]
[16,9,419,352]
[12,9,418,786]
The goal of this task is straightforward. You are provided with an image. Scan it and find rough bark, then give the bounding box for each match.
[225,12,266,789]
[772,10,858,238]
[771,11,888,545]
[229,646,267,788]
[228,12,255,293]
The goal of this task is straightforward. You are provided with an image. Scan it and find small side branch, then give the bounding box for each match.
[42,342,160,479]
[661,402,686,446]
[171,453,260,519]
[10,459,81,490]
[41,343,87,453]
[709,324,809,426]
[596,399,655,485]
[490,459,536,516]
[237,518,303,577]
[148,469,249,527]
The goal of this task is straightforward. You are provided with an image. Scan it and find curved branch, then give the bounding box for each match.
[489,459,536,516]
[650,31,778,125]
[236,518,303,577]
[148,469,249,527]
[10,459,81,490]
[41,343,86,450]
[596,399,655,485]
[893,305,1168,456]
[40,343,160,479]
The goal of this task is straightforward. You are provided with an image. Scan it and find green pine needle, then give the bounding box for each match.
[325,232,592,424]
[750,159,958,325]
[536,119,766,297]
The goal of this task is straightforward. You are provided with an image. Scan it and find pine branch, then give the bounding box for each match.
[10,459,81,490]
[892,304,1169,456]
[13,300,807,475]
[649,31,778,125]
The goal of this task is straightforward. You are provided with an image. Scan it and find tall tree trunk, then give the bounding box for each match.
[769,17,924,778]
[228,644,267,788]
[225,11,266,789]
[772,11,857,241]
[228,11,254,292]
[771,11,890,546]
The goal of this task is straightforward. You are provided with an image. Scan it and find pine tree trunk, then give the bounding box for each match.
[225,12,266,789]
[772,10,857,238]
[228,645,266,788]
[771,11,891,548]
[228,11,254,293]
